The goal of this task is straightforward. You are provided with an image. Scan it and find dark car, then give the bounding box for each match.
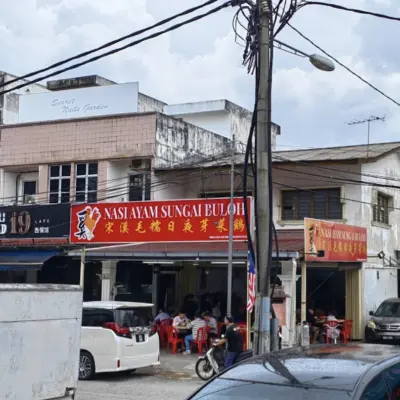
[365,298,400,344]
[186,344,400,399]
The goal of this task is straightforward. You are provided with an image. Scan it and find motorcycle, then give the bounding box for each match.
[195,338,253,381]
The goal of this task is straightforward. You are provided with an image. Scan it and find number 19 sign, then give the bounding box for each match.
[70,197,253,244]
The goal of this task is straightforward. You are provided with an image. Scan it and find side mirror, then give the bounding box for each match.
[369,311,374,316]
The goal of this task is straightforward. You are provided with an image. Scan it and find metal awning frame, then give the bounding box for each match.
[67,250,300,261]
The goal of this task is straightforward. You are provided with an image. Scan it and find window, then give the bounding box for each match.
[382,362,400,399]
[373,192,391,225]
[49,164,71,204]
[82,309,114,327]
[281,188,342,221]
[75,162,98,203]
[23,181,37,204]
[361,374,390,400]
[129,173,151,201]
[114,307,153,327]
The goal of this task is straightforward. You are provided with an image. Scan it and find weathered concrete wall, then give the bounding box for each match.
[138,93,167,113]
[0,71,48,125]
[360,153,400,324]
[155,113,231,168]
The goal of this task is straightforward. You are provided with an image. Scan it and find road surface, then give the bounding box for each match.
[76,368,203,400]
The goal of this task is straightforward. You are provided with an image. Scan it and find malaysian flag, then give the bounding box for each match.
[246,251,256,313]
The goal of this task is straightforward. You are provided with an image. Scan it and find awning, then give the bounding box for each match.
[0,250,59,271]
[67,229,304,261]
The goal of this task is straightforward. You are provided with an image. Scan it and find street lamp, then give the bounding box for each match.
[274,39,335,72]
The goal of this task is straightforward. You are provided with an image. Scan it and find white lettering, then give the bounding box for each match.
[0,224,6,235]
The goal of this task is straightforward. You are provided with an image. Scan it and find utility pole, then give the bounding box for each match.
[348,115,385,158]
[254,0,272,356]
[227,133,236,315]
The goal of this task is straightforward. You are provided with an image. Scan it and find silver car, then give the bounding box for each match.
[186,344,400,399]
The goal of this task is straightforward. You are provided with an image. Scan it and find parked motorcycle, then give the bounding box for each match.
[195,339,253,381]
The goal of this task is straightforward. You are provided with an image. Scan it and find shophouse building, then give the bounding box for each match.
[80,141,400,341]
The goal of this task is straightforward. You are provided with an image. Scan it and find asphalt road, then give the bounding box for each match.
[76,368,203,400]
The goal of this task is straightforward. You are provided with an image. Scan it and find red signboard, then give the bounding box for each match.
[70,197,253,244]
[304,218,367,263]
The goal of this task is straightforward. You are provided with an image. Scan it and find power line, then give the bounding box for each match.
[0,1,236,96]
[299,2,400,22]
[0,0,221,90]
[271,152,400,183]
[287,22,400,108]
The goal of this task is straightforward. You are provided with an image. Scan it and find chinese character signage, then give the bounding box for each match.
[304,218,367,263]
[70,197,253,244]
[0,204,70,239]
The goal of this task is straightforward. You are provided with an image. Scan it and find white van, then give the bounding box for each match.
[79,301,160,380]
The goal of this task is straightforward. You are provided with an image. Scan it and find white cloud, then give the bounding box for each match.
[1,0,400,147]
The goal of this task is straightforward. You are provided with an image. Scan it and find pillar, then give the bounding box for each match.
[152,265,160,316]
[278,259,300,348]
[101,260,117,301]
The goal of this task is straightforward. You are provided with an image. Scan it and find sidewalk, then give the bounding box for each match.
[156,351,199,379]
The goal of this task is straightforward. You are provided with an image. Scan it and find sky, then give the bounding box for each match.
[2,0,400,149]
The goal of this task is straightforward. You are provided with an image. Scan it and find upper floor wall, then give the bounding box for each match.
[0,113,158,168]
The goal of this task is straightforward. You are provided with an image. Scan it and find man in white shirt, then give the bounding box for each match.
[173,311,188,328]
[203,312,218,337]
[155,309,170,323]
[184,313,207,354]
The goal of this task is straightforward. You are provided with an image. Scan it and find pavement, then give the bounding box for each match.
[76,351,204,400]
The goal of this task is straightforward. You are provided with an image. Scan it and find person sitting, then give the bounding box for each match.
[203,311,218,338]
[173,311,188,328]
[184,312,207,355]
[155,309,170,323]
[306,308,320,344]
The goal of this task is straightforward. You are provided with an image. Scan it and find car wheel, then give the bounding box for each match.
[79,351,95,380]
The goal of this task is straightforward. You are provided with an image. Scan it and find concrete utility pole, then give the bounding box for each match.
[253,0,272,356]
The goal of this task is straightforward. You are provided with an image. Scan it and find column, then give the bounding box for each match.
[101,260,117,301]
[37,165,49,204]
[278,272,300,348]
[152,265,160,316]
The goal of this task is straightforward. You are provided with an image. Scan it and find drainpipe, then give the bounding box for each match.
[15,173,21,204]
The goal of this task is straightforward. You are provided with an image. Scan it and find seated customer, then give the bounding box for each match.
[184,313,207,354]
[173,311,188,328]
[203,312,218,338]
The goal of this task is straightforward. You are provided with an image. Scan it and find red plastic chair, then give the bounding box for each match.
[166,326,184,354]
[237,325,247,350]
[324,320,341,344]
[340,320,353,344]
[159,319,172,348]
[190,327,209,354]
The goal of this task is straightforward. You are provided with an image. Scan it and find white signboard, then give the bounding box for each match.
[18,82,139,123]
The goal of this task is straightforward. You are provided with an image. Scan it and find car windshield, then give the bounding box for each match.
[189,379,351,399]
[375,301,400,318]
[114,307,153,328]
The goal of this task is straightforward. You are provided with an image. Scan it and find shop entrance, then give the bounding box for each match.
[158,272,177,314]
[300,268,346,317]
[297,265,363,339]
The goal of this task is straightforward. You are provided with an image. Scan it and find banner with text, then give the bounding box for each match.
[304,218,367,263]
[70,197,253,244]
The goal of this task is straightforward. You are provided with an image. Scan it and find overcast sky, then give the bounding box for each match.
[2,0,400,148]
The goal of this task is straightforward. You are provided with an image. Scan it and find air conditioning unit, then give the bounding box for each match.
[24,194,37,204]
[129,159,151,171]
